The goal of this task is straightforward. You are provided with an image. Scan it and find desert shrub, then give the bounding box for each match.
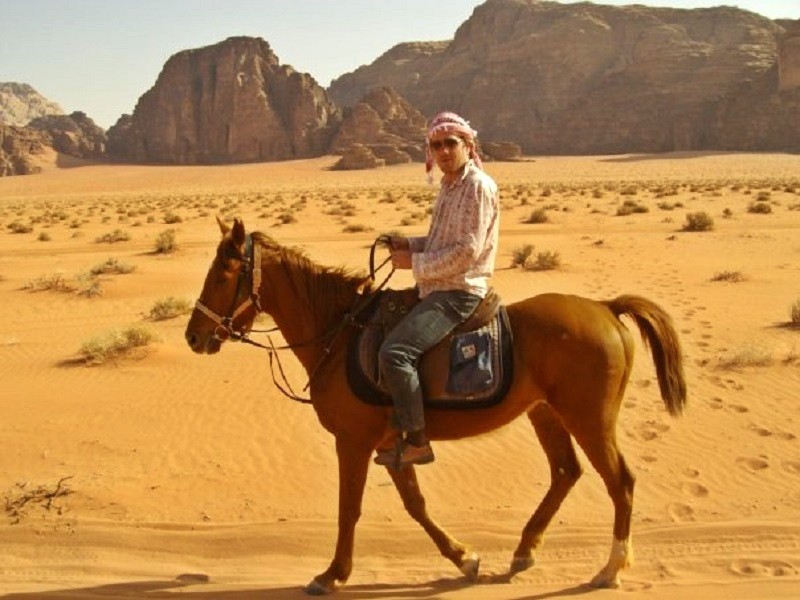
[163,211,183,224]
[711,271,745,283]
[524,208,549,224]
[95,229,131,243]
[791,299,800,326]
[74,273,102,297]
[7,221,32,234]
[747,201,772,214]
[511,244,534,268]
[516,250,561,271]
[276,211,297,224]
[90,257,136,276]
[714,346,772,370]
[149,296,192,320]
[37,231,51,242]
[722,208,733,218]
[616,200,648,216]
[24,273,72,292]
[342,223,373,233]
[154,229,178,254]
[755,190,771,202]
[79,325,159,365]
[682,212,714,232]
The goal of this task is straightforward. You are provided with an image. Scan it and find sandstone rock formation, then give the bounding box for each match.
[333,143,385,170]
[0,125,48,176]
[329,0,798,154]
[482,141,522,161]
[28,111,106,158]
[331,87,427,166]
[0,83,64,127]
[778,21,800,92]
[107,37,341,164]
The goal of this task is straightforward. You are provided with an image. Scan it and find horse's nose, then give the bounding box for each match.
[185,330,198,349]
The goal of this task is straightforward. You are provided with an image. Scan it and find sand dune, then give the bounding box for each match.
[0,152,798,598]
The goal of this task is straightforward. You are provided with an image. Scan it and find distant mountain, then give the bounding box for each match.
[329,0,800,154]
[107,37,342,164]
[0,82,65,127]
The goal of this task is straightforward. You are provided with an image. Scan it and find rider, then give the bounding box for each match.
[375,111,500,469]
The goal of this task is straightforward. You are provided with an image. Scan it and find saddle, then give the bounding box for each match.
[346,288,514,409]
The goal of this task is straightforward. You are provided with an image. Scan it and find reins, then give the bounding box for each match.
[198,234,395,404]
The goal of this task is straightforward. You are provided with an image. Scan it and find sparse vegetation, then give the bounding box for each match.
[747,201,772,214]
[90,257,136,276]
[149,296,192,320]
[616,200,648,216]
[714,346,773,370]
[511,245,561,271]
[791,299,800,327]
[682,211,714,232]
[95,229,131,243]
[524,208,549,224]
[711,271,745,283]
[79,325,159,365]
[154,229,178,254]
[510,244,534,268]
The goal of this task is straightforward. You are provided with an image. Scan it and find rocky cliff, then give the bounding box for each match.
[107,37,341,164]
[329,0,798,154]
[0,125,48,176]
[28,111,106,158]
[0,82,64,127]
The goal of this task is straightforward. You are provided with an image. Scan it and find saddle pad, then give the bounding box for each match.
[346,300,514,410]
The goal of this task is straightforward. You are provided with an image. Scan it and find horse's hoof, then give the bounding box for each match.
[460,552,481,581]
[510,554,534,574]
[304,578,335,595]
[589,569,621,589]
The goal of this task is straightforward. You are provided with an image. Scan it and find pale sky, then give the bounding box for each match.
[1,0,796,129]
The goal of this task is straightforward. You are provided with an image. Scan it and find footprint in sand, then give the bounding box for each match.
[728,403,749,414]
[782,460,800,475]
[776,431,797,441]
[748,424,773,437]
[681,481,709,498]
[708,397,725,410]
[668,502,695,522]
[683,467,700,479]
[641,454,658,463]
[736,456,770,472]
[729,559,797,577]
[636,420,670,441]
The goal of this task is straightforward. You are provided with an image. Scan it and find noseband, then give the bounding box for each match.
[194,234,262,342]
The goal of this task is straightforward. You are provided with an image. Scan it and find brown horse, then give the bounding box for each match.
[185,217,687,595]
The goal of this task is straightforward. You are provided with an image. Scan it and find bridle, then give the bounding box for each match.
[192,234,395,404]
[193,234,263,343]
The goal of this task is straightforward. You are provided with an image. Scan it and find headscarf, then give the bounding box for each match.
[425,111,483,179]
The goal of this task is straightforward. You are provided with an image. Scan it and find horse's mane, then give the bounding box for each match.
[250,231,374,327]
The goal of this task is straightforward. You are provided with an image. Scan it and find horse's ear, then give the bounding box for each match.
[232,218,246,247]
[216,215,230,237]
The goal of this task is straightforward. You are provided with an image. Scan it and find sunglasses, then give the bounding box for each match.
[429,137,463,151]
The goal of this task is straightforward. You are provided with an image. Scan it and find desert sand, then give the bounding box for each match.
[0,150,798,599]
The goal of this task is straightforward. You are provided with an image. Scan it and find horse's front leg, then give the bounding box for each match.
[306,436,372,595]
[388,464,480,580]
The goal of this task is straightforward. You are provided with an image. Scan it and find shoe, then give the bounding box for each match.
[374,440,434,469]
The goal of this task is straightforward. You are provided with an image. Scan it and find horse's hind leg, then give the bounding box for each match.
[512,403,583,573]
[388,465,480,580]
[567,417,636,588]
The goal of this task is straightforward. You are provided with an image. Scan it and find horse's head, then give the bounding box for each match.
[185,217,260,354]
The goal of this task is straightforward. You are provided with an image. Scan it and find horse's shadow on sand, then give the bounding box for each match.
[1,573,596,599]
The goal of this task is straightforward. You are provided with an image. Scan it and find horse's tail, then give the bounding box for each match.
[606,294,687,417]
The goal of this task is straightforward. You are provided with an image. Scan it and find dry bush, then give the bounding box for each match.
[79,325,159,365]
[23,273,73,293]
[524,208,550,224]
[791,299,800,326]
[37,231,51,242]
[149,296,192,320]
[154,229,178,254]
[711,271,745,283]
[342,223,373,233]
[7,221,32,234]
[682,212,714,232]
[95,229,131,244]
[510,244,534,268]
[90,257,136,276]
[714,347,773,370]
[616,200,648,216]
[747,201,772,214]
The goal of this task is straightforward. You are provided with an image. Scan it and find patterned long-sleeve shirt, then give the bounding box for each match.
[408,161,499,298]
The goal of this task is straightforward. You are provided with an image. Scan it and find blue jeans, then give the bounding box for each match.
[378,290,481,433]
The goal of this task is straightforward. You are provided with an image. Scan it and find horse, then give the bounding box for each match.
[185,217,687,595]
